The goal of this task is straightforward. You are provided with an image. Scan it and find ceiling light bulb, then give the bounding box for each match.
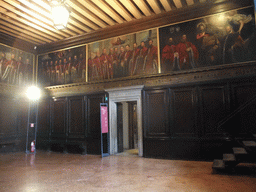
[51,4,70,30]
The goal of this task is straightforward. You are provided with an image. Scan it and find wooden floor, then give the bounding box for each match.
[1,151,256,192]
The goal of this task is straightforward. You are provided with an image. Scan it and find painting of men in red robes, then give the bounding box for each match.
[0,46,34,86]
[159,6,256,73]
[88,29,158,81]
[38,45,86,86]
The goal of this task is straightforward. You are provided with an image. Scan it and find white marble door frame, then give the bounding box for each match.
[105,85,144,157]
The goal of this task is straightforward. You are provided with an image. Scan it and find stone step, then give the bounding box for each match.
[242,141,256,147]
[212,159,225,169]
[223,154,236,162]
[233,147,247,155]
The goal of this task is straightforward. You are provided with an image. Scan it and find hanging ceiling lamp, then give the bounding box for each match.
[49,0,70,30]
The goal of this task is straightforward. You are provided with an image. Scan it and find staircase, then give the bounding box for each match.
[212,93,256,171]
[212,133,256,170]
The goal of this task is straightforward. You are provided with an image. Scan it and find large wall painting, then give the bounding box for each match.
[38,45,86,86]
[159,7,256,73]
[0,43,34,86]
[88,29,158,82]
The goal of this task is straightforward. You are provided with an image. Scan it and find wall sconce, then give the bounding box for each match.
[49,0,70,30]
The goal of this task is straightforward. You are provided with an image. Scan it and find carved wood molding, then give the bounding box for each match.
[45,61,256,97]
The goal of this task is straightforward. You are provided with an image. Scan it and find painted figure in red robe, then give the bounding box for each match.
[108,48,115,79]
[0,53,7,81]
[100,48,111,79]
[2,53,17,84]
[135,41,148,74]
[143,39,158,74]
[176,34,199,70]
[162,37,180,72]
[129,43,140,75]
[124,45,132,76]
[93,51,103,80]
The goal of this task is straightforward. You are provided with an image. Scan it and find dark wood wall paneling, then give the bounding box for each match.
[37,98,51,150]
[144,89,169,138]
[37,92,107,155]
[143,76,256,160]
[87,94,105,154]
[198,84,230,160]
[170,87,198,138]
[170,87,200,159]
[0,96,29,152]
[51,97,67,140]
[68,96,85,138]
[230,81,256,136]
[36,0,253,54]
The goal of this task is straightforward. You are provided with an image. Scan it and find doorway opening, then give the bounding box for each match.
[116,101,138,156]
[105,85,144,157]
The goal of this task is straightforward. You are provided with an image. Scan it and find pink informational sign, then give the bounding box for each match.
[101,106,108,133]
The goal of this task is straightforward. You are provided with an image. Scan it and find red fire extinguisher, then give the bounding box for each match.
[31,140,35,153]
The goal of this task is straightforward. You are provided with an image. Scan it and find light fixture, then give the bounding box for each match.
[25,86,41,154]
[26,86,41,101]
[49,0,70,30]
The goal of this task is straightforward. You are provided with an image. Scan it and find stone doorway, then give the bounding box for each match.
[105,85,144,157]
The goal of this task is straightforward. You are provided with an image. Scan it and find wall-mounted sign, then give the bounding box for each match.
[100,103,109,157]
[101,105,108,133]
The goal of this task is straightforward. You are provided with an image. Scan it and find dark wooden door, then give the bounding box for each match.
[117,103,123,153]
[128,102,137,149]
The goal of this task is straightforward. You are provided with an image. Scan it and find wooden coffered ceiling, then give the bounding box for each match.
[0,0,211,47]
